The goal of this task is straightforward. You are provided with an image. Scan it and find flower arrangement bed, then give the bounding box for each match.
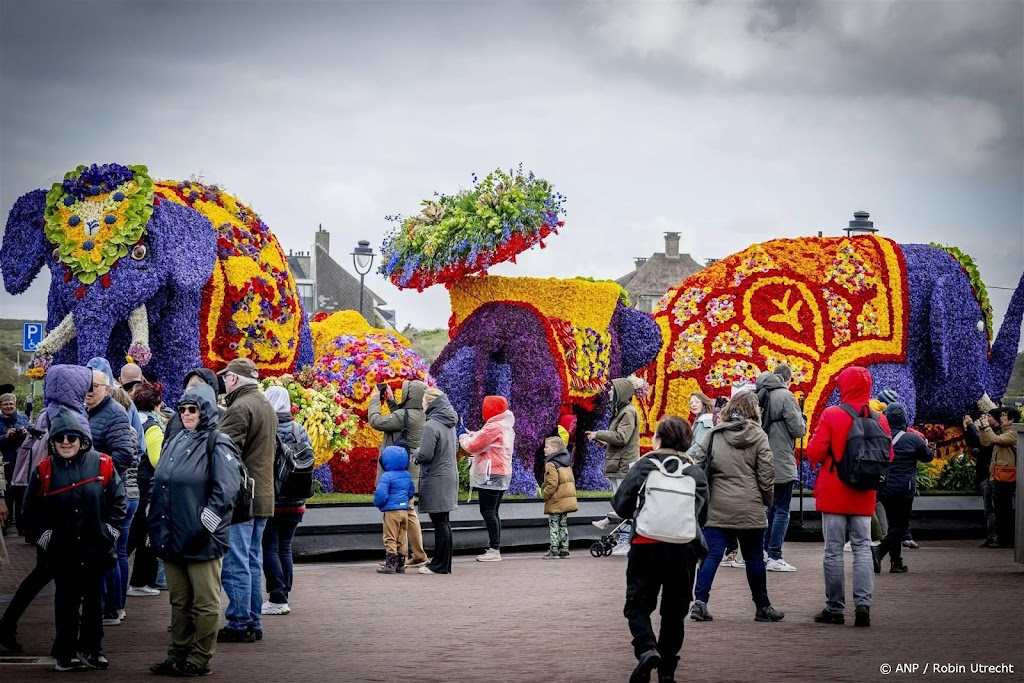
[308,312,434,494]
[378,167,566,290]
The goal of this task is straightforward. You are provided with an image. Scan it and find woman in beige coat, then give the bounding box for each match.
[689,391,785,623]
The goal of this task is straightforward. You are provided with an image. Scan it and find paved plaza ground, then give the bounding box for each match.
[1,536,1021,682]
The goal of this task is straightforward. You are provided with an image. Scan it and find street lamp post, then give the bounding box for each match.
[351,239,376,322]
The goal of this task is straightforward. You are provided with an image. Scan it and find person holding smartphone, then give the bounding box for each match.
[368,380,430,568]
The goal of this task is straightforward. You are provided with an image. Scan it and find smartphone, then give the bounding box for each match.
[377,383,388,395]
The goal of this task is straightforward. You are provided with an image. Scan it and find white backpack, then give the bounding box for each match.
[634,455,698,544]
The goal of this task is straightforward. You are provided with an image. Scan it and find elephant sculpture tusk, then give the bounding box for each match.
[127,305,153,366]
[33,312,76,357]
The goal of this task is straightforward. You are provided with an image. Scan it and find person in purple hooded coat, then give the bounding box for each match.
[0,364,92,654]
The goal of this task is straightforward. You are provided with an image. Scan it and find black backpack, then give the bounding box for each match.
[830,404,892,491]
[275,423,315,500]
[205,429,254,525]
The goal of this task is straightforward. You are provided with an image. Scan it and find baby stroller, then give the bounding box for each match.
[590,515,633,557]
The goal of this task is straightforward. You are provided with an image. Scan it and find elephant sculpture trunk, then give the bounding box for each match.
[989,270,1024,401]
[31,304,151,369]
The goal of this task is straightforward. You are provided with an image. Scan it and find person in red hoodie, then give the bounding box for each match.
[805,367,893,628]
[459,396,515,562]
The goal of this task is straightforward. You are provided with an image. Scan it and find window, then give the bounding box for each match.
[297,282,314,313]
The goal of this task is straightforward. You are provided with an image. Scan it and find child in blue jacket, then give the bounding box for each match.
[374,446,417,574]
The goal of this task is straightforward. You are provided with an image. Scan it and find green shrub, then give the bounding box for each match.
[938,454,976,493]
[916,460,937,492]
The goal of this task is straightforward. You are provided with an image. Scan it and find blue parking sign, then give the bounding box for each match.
[23,322,44,352]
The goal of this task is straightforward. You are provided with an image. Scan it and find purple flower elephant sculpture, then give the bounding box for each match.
[1,163,313,405]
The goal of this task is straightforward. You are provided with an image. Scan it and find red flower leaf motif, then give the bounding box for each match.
[101,274,111,288]
[63,270,71,283]
[153,197,161,206]
[75,286,86,299]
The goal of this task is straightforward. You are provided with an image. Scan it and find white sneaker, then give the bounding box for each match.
[117,609,126,620]
[476,548,502,562]
[591,517,611,530]
[723,551,744,568]
[101,615,121,626]
[611,542,630,556]
[763,550,769,563]
[766,558,797,572]
[261,602,290,615]
[127,585,160,597]
[418,566,437,574]
[843,541,852,551]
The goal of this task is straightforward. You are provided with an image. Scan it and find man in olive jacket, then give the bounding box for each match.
[216,358,277,642]
[368,380,428,567]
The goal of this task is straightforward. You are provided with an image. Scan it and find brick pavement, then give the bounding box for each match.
[1,535,1022,682]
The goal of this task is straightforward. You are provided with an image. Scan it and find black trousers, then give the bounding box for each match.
[127,502,158,587]
[53,565,105,659]
[993,482,1016,547]
[0,550,52,628]
[877,495,913,565]
[427,513,452,574]
[477,489,504,549]
[623,543,698,674]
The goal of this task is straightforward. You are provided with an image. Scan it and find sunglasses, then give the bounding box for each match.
[178,405,199,415]
[54,434,80,444]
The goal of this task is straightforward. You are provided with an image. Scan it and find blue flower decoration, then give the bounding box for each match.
[68,215,81,226]
[63,195,75,207]
[113,192,125,202]
[82,240,94,251]
[104,214,116,224]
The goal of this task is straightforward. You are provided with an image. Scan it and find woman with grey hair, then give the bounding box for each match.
[413,387,459,575]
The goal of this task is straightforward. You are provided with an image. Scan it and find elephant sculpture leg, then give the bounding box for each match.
[151,288,206,407]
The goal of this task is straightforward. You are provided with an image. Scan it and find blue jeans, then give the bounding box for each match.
[221,518,268,632]
[103,498,138,613]
[822,513,873,613]
[695,527,770,608]
[763,482,794,560]
[262,513,302,604]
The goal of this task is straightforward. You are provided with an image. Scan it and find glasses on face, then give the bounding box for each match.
[55,434,80,445]
[178,405,199,415]
[90,383,108,392]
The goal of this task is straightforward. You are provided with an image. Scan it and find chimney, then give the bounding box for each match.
[664,232,680,259]
[634,257,648,270]
[314,224,330,254]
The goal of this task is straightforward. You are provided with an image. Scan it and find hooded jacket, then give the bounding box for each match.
[23,407,127,568]
[374,446,417,512]
[459,395,515,491]
[220,383,278,518]
[147,384,242,563]
[754,372,807,484]
[881,402,933,497]
[369,380,427,492]
[596,377,641,477]
[164,368,221,444]
[414,394,459,514]
[805,366,894,516]
[12,364,93,486]
[612,447,709,557]
[694,415,775,528]
[542,450,578,515]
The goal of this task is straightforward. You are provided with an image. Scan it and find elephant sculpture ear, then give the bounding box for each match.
[929,276,951,378]
[1,189,48,295]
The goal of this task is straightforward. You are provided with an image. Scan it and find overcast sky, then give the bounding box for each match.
[2,0,1022,340]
